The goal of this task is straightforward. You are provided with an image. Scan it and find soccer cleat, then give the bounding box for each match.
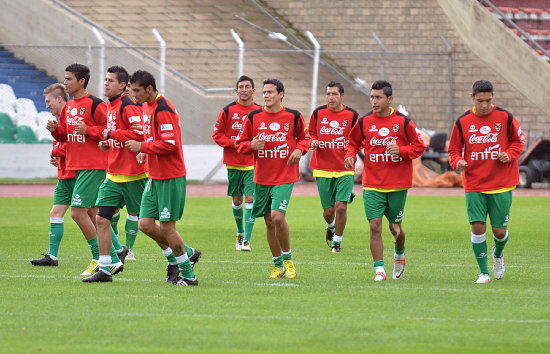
[326,228,334,247]
[374,272,387,282]
[393,254,405,279]
[166,264,179,283]
[331,243,341,253]
[117,246,129,264]
[492,248,505,280]
[172,276,198,286]
[125,249,136,260]
[235,234,244,251]
[82,270,112,283]
[110,262,124,275]
[189,248,202,269]
[284,260,297,279]
[241,240,252,252]
[269,266,286,278]
[30,254,58,266]
[474,273,491,284]
[81,259,99,276]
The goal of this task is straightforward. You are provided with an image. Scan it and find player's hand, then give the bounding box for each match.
[46,119,58,132]
[125,140,141,152]
[287,148,302,165]
[250,134,265,150]
[98,140,110,151]
[497,152,510,163]
[344,157,355,169]
[75,121,87,135]
[310,140,319,150]
[456,159,468,172]
[102,129,110,140]
[49,157,58,167]
[386,143,399,155]
[136,152,146,164]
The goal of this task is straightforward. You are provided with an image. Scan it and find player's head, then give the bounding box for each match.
[236,75,255,104]
[64,63,90,92]
[104,65,129,99]
[370,80,393,115]
[262,78,285,108]
[471,80,494,116]
[326,81,344,111]
[129,70,156,104]
[43,83,68,116]
[236,75,254,89]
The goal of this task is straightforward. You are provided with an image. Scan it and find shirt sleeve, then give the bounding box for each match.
[140,110,179,155]
[85,102,108,142]
[295,114,310,154]
[505,116,525,160]
[235,116,253,154]
[50,111,67,142]
[110,105,144,142]
[398,120,426,160]
[345,120,364,159]
[212,109,235,148]
[308,113,318,142]
[447,121,464,170]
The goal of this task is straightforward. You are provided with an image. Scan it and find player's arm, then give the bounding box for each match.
[501,117,525,162]
[140,111,178,155]
[308,113,319,149]
[447,121,467,171]
[49,110,67,142]
[109,105,145,142]
[51,141,67,158]
[212,110,235,148]
[84,102,108,141]
[235,117,254,154]
[344,120,364,168]
[396,120,427,160]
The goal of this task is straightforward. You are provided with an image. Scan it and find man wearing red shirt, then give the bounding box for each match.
[126,70,198,286]
[448,80,525,284]
[31,83,74,266]
[345,80,426,282]
[309,81,359,253]
[212,75,261,251]
[47,63,108,276]
[236,78,310,279]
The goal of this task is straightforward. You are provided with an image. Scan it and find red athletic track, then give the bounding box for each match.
[0,182,548,197]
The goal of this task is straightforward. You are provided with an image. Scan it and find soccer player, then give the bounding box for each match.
[125,70,198,286]
[309,81,359,253]
[344,80,426,282]
[30,84,74,266]
[448,80,525,284]
[212,75,261,251]
[46,63,108,276]
[82,66,147,282]
[236,78,310,279]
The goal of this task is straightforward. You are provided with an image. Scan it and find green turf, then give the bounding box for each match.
[0,194,548,353]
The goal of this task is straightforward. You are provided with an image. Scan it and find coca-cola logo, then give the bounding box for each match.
[231,121,242,130]
[319,126,344,135]
[258,131,288,142]
[469,133,499,144]
[369,136,398,146]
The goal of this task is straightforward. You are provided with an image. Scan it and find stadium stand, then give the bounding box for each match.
[15,125,38,144]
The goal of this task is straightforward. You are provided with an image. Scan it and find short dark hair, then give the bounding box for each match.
[43,83,68,102]
[472,80,493,95]
[327,81,344,94]
[65,63,90,88]
[236,75,254,89]
[263,78,284,93]
[371,80,392,97]
[129,70,156,91]
[107,65,129,86]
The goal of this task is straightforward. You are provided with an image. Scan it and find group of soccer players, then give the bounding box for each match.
[30,62,525,285]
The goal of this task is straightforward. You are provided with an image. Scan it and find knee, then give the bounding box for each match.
[71,208,84,222]
[493,228,507,239]
[323,207,335,219]
[138,219,153,234]
[270,211,286,227]
[369,219,382,235]
[335,202,347,215]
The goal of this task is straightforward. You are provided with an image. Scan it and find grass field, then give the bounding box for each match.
[1,194,549,353]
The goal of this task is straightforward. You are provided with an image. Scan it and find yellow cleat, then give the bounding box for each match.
[269,266,286,278]
[81,259,99,276]
[284,260,297,279]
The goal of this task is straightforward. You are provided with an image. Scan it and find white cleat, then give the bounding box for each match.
[374,272,387,282]
[241,240,251,252]
[126,249,136,261]
[235,234,244,251]
[492,250,505,280]
[392,254,405,280]
[474,273,491,284]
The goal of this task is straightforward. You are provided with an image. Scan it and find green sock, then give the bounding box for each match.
[373,260,384,268]
[327,220,336,233]
[48,220,64,258]
[176,255,195,278]
[87,236,100,260]
[111,226,123,252]
[164,248,177,264]
[273,255,284,268]
[184,244,193,257]
[232,203,244,234]
[395,246,405,255]
[244,205,255,242]
[472,233,489,274]
[110,211,120,237]
[493,232,508,258]
[282,251,292,261]
[125,216,139,249]
[110,243,121,263]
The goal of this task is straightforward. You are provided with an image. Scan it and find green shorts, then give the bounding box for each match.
[72,170,106,208]
[53,178,76,205]
[465,191,512,228]
[227,169,255,197]
[252,183,294,218]
[363,189,408,223]
[140,176,186,221]
[316,175,355,209]
[95,178,147,214]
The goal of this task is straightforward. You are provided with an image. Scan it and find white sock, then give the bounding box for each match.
[333,235,343,243]
[375,266,385,274]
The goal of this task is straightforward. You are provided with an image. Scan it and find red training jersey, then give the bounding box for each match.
[236,106,310,185]
[308,104,359,171]
[448,105,525,192]
[345,109,426,189]
[50,93,108,171]
[212,100,261,167]
[51,140,76,180]
[105,93,147,176]
[141,94,186,180]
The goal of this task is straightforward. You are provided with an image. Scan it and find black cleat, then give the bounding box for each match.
[117,246,129,264]
[189,248,202,269]
[82,270,112,283]
[30,254,58,266]
[166,264,179,283]
[326,228,334,247]
[172,276,198,286]
[331,243,342,253]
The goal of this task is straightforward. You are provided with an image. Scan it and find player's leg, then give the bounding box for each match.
[364,190,386,281]
[488,191,512,279]
[270,183,296,279]
[228,169,245,250]
[466,192,491,283]
[242,169,256,250]
[331,175,355,253]
[121,178,146,260]
[386,190,407,279]
[316,177,336,246]
[110,209,120,237]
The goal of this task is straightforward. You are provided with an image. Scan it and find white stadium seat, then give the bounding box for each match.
[0,83,17,102]
[14,98,38,116]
